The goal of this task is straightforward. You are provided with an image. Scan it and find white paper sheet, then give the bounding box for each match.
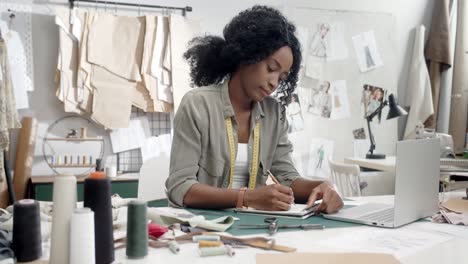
[326,22,349,61]
[305,80,332,119]
[305,56,322,79]
[309,22,330,58]
[318,228,452,259]
[330,80,351,119]
[352,31,383,72]
[306,138,334,178]
[109,116,151,153]
[140,134,172,162]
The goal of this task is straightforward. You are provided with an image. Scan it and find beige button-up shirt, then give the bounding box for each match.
[166,80,301,207]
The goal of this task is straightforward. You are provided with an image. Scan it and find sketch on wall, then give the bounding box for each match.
[361,84,386,119]
[286,93,305,133]
[306,138,334,179]
[352,30,383,72]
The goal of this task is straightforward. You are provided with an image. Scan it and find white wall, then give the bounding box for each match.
[6,0,434,176]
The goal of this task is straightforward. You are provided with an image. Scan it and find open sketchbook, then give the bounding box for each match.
[235,202,321,219]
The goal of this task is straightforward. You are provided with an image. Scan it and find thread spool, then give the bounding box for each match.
[198,246,228,257]
[89,171,105,179]
[95,158,102,171]
[199,241,224,248]
[89,156,93,165]
[84,177,114,264]
[81,127,88,139]
[225,245,235,256]
[57,155,61,165]
[64,155,68,165]
[105,166,117,178]
[77,155,81,165]
[168,241,180,254]
[50,174,77,264]
[82,155,86,165]
[12,199,42,262]
[126,200,148,259]
[70,208,95,264]
[192,235,220,242]
[69,155,73,165]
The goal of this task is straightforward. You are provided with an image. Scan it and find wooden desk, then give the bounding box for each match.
[28,175,139,201]
[344,156,396,172]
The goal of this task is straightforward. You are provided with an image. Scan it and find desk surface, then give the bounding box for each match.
[30,174,139,184]
[345,156,396,172]
[109,193,467,264]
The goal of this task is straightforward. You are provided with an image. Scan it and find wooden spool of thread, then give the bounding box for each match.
[199,241,224,248]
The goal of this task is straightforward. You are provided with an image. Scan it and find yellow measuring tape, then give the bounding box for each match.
[225,117,260,189]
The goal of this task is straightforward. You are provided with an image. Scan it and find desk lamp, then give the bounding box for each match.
[366,94,407,159]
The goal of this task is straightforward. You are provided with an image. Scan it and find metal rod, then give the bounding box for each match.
[69,0,192,16]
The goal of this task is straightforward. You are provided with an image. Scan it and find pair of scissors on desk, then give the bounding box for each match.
[237,217,324,235]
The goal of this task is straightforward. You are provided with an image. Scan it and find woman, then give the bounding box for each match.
[166,6,343,213]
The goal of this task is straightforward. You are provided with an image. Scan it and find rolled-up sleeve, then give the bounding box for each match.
[271,117,302,187]
[165,92,203,207]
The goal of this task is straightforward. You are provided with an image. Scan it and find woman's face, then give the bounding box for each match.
[236,46,293,102]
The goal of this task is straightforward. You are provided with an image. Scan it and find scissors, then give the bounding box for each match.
[237,217,323,235]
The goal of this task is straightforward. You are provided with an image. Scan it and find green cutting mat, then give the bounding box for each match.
[147,199,360,235]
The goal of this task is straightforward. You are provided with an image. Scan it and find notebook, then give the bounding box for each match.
[234,202,321,219]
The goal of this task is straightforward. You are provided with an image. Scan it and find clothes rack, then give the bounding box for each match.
[68,0,192,16]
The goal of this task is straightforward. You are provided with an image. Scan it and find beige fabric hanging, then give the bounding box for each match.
[90,65,134,129]
[404,26,434,139]
[55,7,82,114]
[141,15,172,113]
[87,13,145,82]
[449,0,468,151]
[424,0,452,129]
[77,11,95,113]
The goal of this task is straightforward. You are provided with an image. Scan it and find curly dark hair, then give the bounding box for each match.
[183,5,302,117]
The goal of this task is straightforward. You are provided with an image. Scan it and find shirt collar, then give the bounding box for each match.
[220,79,265,120]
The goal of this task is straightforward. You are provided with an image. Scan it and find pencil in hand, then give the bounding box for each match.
[266,170,280,185]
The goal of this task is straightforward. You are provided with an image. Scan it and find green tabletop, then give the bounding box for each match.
[147,199,360,236]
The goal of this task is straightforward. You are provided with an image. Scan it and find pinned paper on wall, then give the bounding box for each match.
[362,84,386,118]
[353,128,366,139]
[352,31,383,72]
[109,116,151,153]
[286,93,305,134]
[305,56,322,79]
[305,80,332,119]
[309,22,331,58]
[140,134,172,162]
[326,22,349,61]
[306,138,334,179]
[329,80,350,120]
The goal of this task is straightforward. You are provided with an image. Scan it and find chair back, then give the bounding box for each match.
[329,158,361,197]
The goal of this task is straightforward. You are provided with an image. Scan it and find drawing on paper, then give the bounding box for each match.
[306,138,334,179]
[286,94,305,133]
[309,22,330,57]
[307,80,332,118]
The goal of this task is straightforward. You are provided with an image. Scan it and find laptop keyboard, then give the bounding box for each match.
[357,207,394,223]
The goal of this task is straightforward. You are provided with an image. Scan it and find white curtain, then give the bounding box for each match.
[437,0,458,133]
[449,0,468,152]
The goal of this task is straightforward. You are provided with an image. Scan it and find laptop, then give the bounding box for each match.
[323,138,440,228]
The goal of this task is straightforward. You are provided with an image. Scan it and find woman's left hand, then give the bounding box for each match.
[306,182,343,214]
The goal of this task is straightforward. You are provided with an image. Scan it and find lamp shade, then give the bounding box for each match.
[386,94,408,120]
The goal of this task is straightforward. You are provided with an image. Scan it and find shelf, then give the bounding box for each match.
[50,164,97,168]
[45,137,104,142]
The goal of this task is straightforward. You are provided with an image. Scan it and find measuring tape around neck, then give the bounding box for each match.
[225,117,260,189]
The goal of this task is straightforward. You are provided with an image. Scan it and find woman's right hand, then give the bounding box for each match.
[244,185,295,211]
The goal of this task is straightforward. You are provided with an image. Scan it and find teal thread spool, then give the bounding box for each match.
[126,200,148,259]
